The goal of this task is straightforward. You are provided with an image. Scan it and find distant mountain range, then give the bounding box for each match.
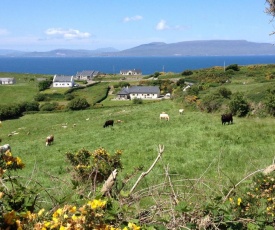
[1,40,275,57]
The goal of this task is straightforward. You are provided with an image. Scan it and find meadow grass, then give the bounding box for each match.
[1,99,275,205]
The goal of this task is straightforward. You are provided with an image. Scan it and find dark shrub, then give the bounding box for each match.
[38,80,52,91]
[225,64,240,71]
[65,94,74,101]
[24,101,40,111]
[218,87,232,99]
[176,78,185,87]
[200,93,223,113]
[132,98,143,104]
[67,98,90,110]
[181,70,193,76]
[40,102,58,111]
[229,92,250,117]
[34,94,46,102]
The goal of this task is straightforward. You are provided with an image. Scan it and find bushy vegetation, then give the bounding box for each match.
[66,98,90,110]
[38,80,52,91]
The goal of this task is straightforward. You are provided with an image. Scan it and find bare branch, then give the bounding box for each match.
[223,169,263,202]
[130,145,164,194]
[164,164,179,205]
[101,169,118,196]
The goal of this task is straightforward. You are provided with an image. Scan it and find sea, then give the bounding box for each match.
[1,55,275,75]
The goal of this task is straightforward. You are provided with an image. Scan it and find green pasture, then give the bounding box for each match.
[0,83,38,105]
[1,99,275,204]
[2,66,275,204]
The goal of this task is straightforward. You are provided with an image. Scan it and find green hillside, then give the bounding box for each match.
[1,65,275,228]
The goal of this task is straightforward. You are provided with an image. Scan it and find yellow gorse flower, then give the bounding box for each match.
[237,198,242,206]
[69,206,77,213]
[38,208,45,216]
[87,199,107,209]
[128,222,141,230]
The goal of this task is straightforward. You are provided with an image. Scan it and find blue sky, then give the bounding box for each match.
[0,0,274,51]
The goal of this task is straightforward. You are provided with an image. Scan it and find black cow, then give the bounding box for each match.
[103,120,114,128]
[221,113,233,125]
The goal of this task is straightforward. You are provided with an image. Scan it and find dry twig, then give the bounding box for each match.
[129,144,164,194]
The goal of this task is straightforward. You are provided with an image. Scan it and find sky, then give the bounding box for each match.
[0,0,274,51]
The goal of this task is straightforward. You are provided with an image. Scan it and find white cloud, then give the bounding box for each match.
[45,28,91,39]
[0,28,9,35]
[156,20,169,30]
[123,15,143,22]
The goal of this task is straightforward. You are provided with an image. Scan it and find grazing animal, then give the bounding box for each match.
[103,120,114,128]
[179,109,184,115]
[117,120,123,123]
[0,144,11,154]
[221,113,233,125]
[160,113,170,121]
[46,135,54,146]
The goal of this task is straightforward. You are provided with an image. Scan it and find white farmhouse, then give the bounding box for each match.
[120,69,142,76]
[0,78,16,85]
[53,75,74,88]
[117,86,160,100]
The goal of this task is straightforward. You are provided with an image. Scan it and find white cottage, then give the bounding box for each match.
[117,86,160,100]
[120,69,142,76]
[53,75,74,88]
[0,78,16,85]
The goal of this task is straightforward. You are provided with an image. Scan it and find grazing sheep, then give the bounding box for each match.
[0,144,11,154]
[160,113,169,121]
[46,135,54,146]
[103,120,114,128]
[179,109,184,115]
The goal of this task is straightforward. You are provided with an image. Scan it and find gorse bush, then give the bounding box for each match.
[66,148,123,186]
[0,148,141,230]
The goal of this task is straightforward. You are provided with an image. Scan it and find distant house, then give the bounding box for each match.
[117,86,160,100]
[120,69,142,76]
[0,78,15,85]
[53,75,74,88]
[75,70,99,80]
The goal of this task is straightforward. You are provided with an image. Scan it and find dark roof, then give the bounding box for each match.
[117,86,160,95]
[76,70,99,76]
[53,75,73,82]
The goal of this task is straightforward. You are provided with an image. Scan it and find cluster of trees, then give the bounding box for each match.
[0,101,40,120]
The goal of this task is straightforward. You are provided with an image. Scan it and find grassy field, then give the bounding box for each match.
[1,98,275,206]
[1,66,275,205]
